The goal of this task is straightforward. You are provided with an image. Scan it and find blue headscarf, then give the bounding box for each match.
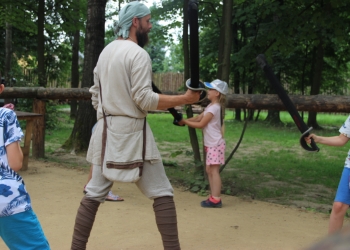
[115,1,151,39]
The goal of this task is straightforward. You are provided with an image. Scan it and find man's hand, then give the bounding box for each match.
[157,90,201,110]
[183,89,200,104]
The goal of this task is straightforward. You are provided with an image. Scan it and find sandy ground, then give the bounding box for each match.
[0,159,336,250]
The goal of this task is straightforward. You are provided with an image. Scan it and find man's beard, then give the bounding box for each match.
[136,26,149,48]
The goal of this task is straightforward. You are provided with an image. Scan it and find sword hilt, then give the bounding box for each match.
[185,79,207,102]
[300,127,320,152]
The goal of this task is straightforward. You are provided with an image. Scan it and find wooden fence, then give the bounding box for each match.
[152,73,184,92]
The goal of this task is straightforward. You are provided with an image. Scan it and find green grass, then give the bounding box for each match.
[45,108,350,211]
[45,112,75,153]
[148,111,348,211]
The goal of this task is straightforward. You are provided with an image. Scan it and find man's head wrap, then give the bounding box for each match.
[115,1,151,39]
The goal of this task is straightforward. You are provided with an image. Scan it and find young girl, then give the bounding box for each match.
[181,79,228,208]
[306,116,350,234]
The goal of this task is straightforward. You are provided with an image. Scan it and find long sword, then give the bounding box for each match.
[151,82,184,126]
[256,54,319,152]
[187,0,206,101]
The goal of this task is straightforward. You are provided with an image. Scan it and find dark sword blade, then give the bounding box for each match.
[188,0,199,89]
[151,82,183,123]
[256,54,319,152]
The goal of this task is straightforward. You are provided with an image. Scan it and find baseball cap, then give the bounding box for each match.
[204,79,228,95]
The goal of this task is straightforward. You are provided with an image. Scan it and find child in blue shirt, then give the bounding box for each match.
[306,115,350,235]
[0,83,50,249]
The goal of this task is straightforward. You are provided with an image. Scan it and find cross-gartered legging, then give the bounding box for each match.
[71,160,180,250]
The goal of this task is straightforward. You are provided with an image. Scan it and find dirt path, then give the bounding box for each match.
[0,159,337,250]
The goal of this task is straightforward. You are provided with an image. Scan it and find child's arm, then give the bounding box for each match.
[305,133,349,147]
[6,141,23,172]
[178,112,203,126]
[182,112,213,129]
[186,112,204,122]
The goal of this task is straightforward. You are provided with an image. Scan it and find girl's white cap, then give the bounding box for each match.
[204,79,228,95]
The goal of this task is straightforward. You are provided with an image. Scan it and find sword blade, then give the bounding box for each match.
[188,0,199,89]
[151,82,183,122]
[256,54,319,152]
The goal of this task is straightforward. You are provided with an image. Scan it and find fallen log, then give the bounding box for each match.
[225,94,350,113]
[1,87,91,100]
[1,88,350,113]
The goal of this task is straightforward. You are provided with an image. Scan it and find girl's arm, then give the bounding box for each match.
[178,112,203,126]
[182,112,213,129]
[305,133,349,147]
[6,141,23,172]
[186,112,204,122]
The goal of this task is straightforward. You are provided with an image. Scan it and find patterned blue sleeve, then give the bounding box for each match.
[339,115,350,137]
[3,110,24,146]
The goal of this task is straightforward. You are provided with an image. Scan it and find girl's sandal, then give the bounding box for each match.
[105,191,124,202]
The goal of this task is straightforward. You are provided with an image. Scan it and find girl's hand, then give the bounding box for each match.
[3,103,14,110]
[305,134,318,144]
[178,120,186,126]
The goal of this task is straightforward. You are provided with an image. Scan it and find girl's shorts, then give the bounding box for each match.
[334,167,350,205]
[205,142,226,165]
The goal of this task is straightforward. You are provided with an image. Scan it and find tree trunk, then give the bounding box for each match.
[300,45,309,120]
[65,0,107,152]
[37,0,46,87]
[5,22,12,85]
[70,0,81,119]
[217,0,233,84]
[4,22,14,105]
[183,0,202,171]
[247,66,256,121]
[307,40,324,129]
[233,21,241,121]
[265,110,281,124]
[265,73,282,125]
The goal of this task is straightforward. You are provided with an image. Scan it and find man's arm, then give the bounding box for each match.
[156,90,200,110]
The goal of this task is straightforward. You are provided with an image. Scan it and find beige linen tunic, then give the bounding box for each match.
[86,40,161,166]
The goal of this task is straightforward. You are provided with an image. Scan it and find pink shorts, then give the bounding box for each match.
[205,142,226,165]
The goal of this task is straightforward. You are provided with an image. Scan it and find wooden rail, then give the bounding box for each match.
[1,87,350,168]
[2,87,350,112]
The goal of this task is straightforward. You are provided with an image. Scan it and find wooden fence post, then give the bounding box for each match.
[32,99,46,158]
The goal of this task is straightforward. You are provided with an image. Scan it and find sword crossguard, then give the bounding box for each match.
[299,127,320,152]
[186,79,207,102]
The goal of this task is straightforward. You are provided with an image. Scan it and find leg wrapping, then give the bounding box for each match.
[71,196,100,250]
[153,196,181,250]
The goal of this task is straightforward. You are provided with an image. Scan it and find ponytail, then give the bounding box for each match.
[218,94,227,137]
